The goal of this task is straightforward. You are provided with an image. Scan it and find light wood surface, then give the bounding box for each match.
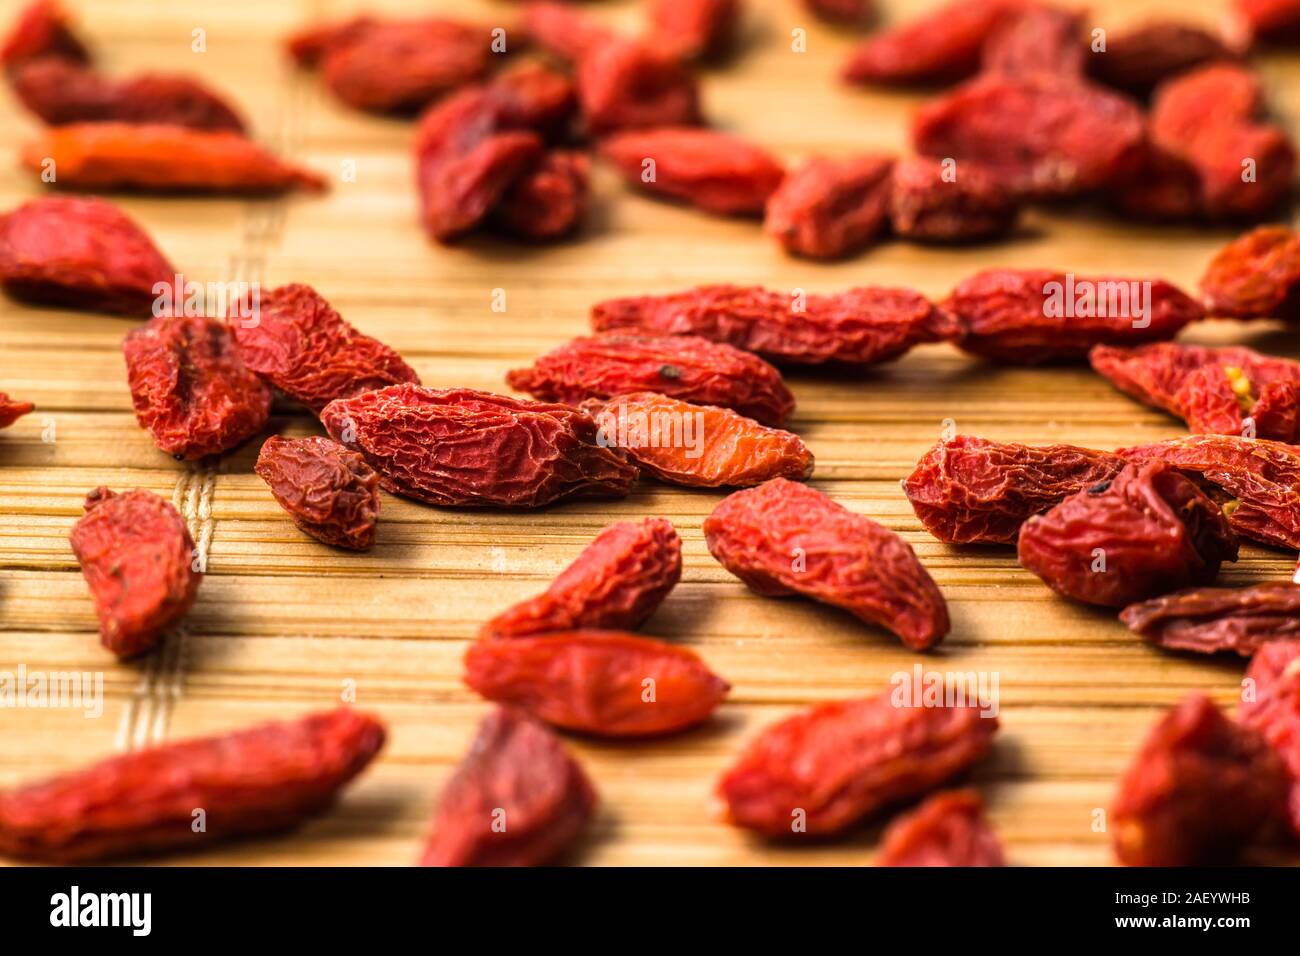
[1,0,1298,866]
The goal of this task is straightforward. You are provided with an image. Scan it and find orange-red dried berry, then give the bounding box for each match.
[230,283,419,414]
[420,707,595,867]
[1199,225,1300,321]
[718,687,998,836]
[1239,639,1300,838]
[0,195,175,316]
[804,0,875,24]
[593,283,958,367]
[255,436,380,551]
[764,154,894,260]
[944,268,1204,364]
[577,39,703,134]
[647,0,740,62]
[321,385,638,508]
[1087,22,1240,96]
[877,790,1005,867]
[507,332,795,426]
[124,314,272,459]
[0,0,88,70]
[1236,0,1300,44]
[888,156,1018,242]
[843,0,1018,86]
[524,1,616,63]
[583,392,814,488]
[1112,694,1288,866]
[464,630,729,737]
[69,487,202,659]
[23,122,327,193]
[0,708,384,862]
[1121,582,1300,656]
[481,517,682,639]
[980,4,1084,78]
[0,393,34,429]
[705,477,949,649]
[493,150,589,240]
[600,127,784,216]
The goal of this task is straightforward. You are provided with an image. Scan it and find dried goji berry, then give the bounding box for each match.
[481,517,681,639]
[1236,0,1300,44]
[592,284,959,367]
[944,269,1204,364]
[1239,638,1300,838]
[507,332,795,426]
[297,17,494,113]
[980,5,1084,78]
[0,707,384,862]
[763,154,894,260]
[1149,64,1296,220]
[0,0,88,71]
[492,150,589,240]
[10,57,245,130]
[284,15,375,66]
[0,196,175,316]
[1109,143,1205,222]
[583,392,814,488]
[876,790,1004,867]
[842,0,1018,86]
[0,393,34,429]
[524,1,616,63]
[1118,435,1300,550]
[717,686,998,837]
[904,435,1127,545]
[1018,462,1238,608]
[463,630,729,737]
[490,64,578,136]
[68,487,202,658]
[230,283,419,414]
[1087,22,1240,97]
[888,156,1019,242]
[321,385,638,508]
[804,0,875,25]
[1091,342,1300,442]
[704,478,948,649]
[912,74,1145,199]
[1111,693,1288,866]
[577,40,703,134]
[124,315,272,459]
[420,707,595,867]
[23,122,327,193]
[255,436,380,551]
[1199,225,1300,321]
[599,127,783,216]
[647,0,739,62]
[1121,582,1300,656]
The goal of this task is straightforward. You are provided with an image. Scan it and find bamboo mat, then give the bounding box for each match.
[1,0,1298,866]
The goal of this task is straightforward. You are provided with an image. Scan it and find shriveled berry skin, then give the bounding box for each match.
[980,5,1084,78]
[68,487,201,659]
[0,0,89,70]
[593,283,959,367]
[507,332,795,426]
[10,58,245,130]
[888,156,1018,242]
[876,790,1005,867]
[255,436,380,551]
[0,393,34,428]
[1199,225,1300,321]
[321,385,638,509]
[1239,639,1300,838]
[463,630,729,737]
[1118,435,1300,550]
[494,150,589,240]
[763,154,894,260]
[1090,342,1300,443]
[22,123,327,193]
[0,708,384,862]
[481,517,682,639]
[718,688,998,837]
[944,269,1204,364]
[420,707,596,867]
[583,393,814,489]
[647,0,739,61]
[1086,22,1240,97]
[420,131,543,242]
[912,74,1145,200]
[705,478,948,649]
[0,196,175,316]
[842,0,1018,86]
[230,283,419,414]
[578,39,703,134]
[1017,462,1238,608]
[124,315,272,459]
[1112,694,1288,866]
[1121,582,1300,656]
[600,127,784,216]
[904,435,1127,545]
